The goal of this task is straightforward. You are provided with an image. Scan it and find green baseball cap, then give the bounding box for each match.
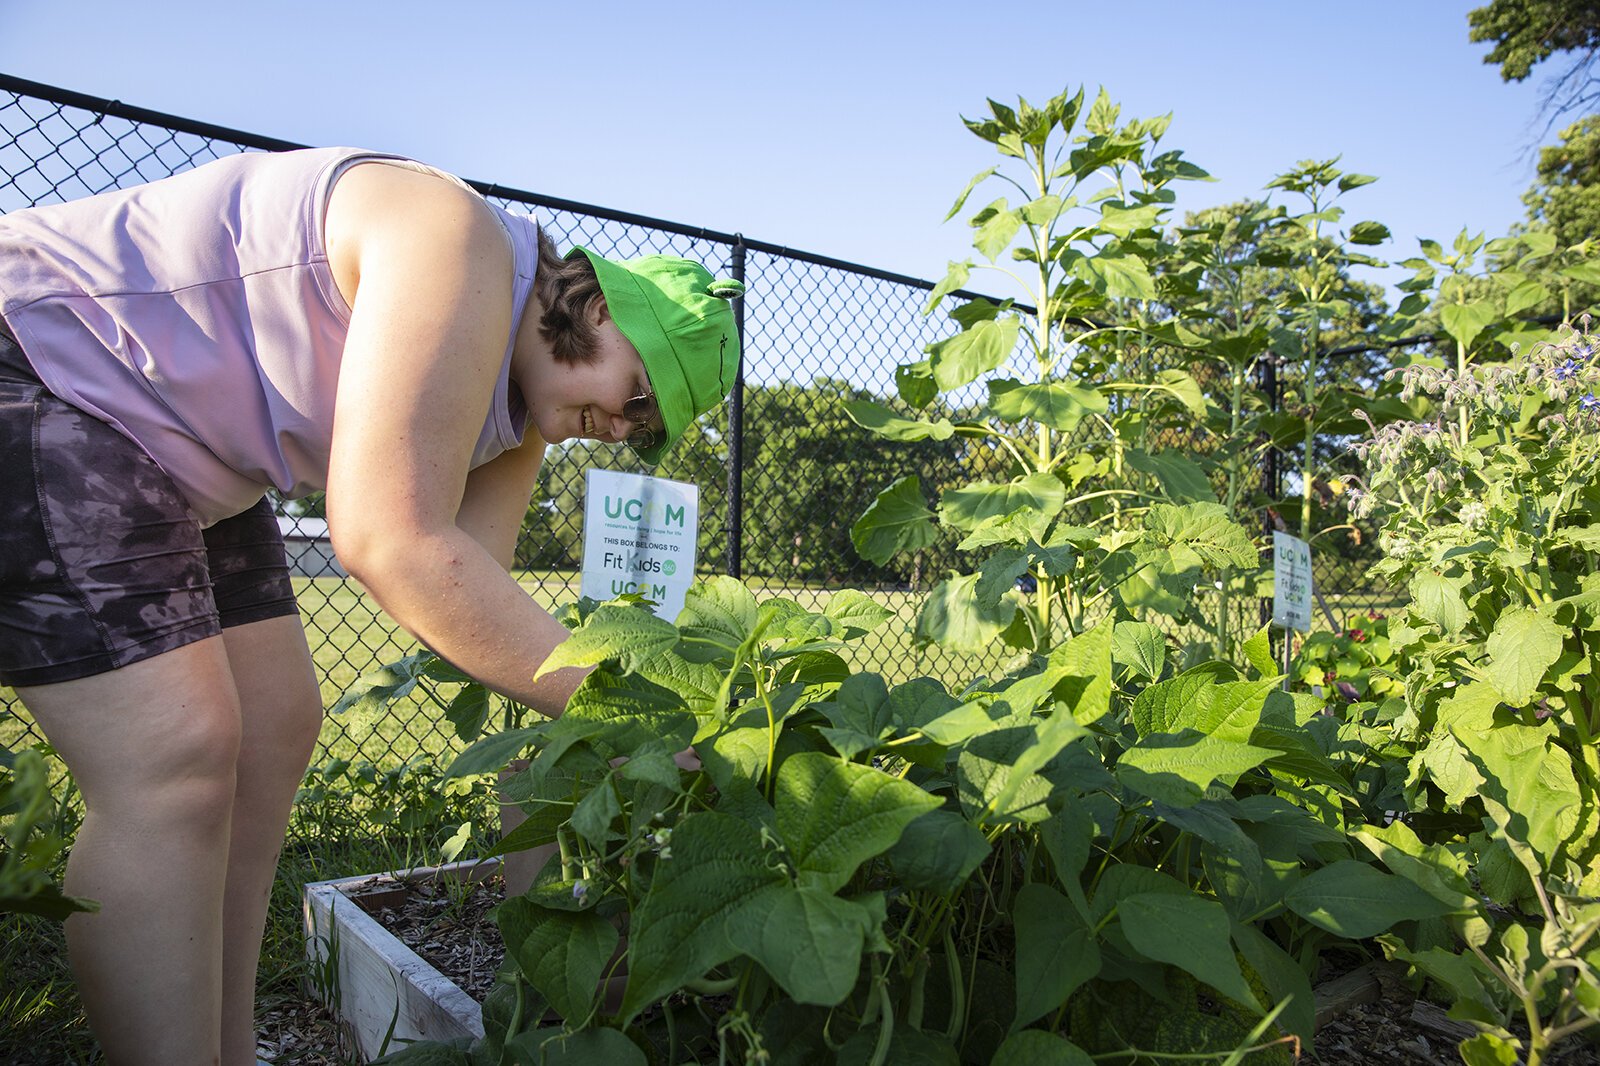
[565,248,745,464]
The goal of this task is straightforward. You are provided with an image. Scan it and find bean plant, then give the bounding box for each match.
[354,566,1490,1065]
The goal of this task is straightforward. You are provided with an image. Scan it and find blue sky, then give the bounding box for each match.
[0,1,1559,300]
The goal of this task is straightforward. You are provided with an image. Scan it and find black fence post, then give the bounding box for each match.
[726,237,747,579]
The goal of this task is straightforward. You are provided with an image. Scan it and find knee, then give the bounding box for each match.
[107,699,243,826]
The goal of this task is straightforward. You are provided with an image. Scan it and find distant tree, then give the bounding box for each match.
[1525,112,1600,246]
[1469,0,1600,124]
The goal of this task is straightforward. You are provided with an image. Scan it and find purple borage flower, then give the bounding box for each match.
[1580,393,1600,414]
[1555,358,1582,382]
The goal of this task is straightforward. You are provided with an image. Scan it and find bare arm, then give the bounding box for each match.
[323,164,586,716]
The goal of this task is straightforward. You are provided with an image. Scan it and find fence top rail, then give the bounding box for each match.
[0,72,1030,311]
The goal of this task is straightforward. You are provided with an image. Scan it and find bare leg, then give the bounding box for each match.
[216,616,323,1066]
[17,638,244,1066]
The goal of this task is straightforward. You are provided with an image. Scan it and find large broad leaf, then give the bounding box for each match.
[1465,723,1582,864]
[775,753,941,893]
[330,651,438,716]
[1283,860,1458,938]
[1115,731,1277,807]
[510,907,619,1024]
[728,885,879,1005]
[1112,621,1167,682]
[519,1028,646,1066]
[915,571,1017,652]
[940,472,1067,533]
[822,590,894,638]
[1012,883,1101,1030]
[1144,503,1258,569]
[992,1033,1093,1066]
[852,476,939,565]
[1440,300,1496,350]
[1125,450,1217,504]
[842,399,956,442]
[533,604,678,679]
[929,316,1021,392]
[1484,608,1567,706]
[1229,920,1316,1048]
[886,810,991,895]
[1073,246,1156,300]
[620,813,788,1022]
[675,576,759,661]
[441,726,544,780]
[561,670,695,754]
[1409,570,1470,635]
[987,378,1106,431]
[1128,663,1235,738]
[1117,893,1261,1013]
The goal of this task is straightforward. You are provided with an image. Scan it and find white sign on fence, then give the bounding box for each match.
[1272,531,1314,633]
[581,469,699,620]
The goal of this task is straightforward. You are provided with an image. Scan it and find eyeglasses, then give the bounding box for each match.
[623,390,660,451]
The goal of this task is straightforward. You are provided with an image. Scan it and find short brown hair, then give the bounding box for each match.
[534,227,603,365]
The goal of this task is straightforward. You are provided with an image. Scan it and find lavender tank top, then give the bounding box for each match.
[0,147,536,526]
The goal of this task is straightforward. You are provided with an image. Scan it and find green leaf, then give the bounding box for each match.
[1241,626,1276,679]
[1440,301,1496,350]
[1073,246,1157,300]
[1118,893,1261,1012]
[620,812,788,1022]
[1410,570,1469,635]
[924,260,973,313]
[729,885,877,1005]
[1230,920,1316,1046]
[1484,608,1567,706]
[1115,732,1276,807]
[1348,221,1390,245]
[441,726,543,780]
[940,472,1067,533]
[1128,663,1233,737]
[1503,279,1550,317]
[1097,203,1163,238]
[443,684,492,742]
[1283,860,1458,938]
[1469,725,1581,864]
[852,476,938,565]
[987,378,1106,430]
[945,167,998,222]
[1154,369,1209,419]
[1144,503,1258,569]
[675,576,759,659]
[916,571,1016,652]
[511,907,619,1024]
[886,810,990,895]
[822,590,893,638]
[842,399,955,442]
[776,753,941,893]
[929,316,1021,391]
[1112,621,1167,681]
[991,1032,1093,1066]
[330,651,436,716]
[895,361,938,409]
[1458,1033,1521,1066]
[522,1028,646,1066]
[562,670,695,754]
[1020,194,1066,226]
[1012,883,1101,1030]
[570,774,621,848]
[533,604,678,679]
[1125,449,1217,504]
[974,202,1023,261]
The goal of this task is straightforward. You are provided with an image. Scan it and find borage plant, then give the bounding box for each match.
[1346,319,1600,1066]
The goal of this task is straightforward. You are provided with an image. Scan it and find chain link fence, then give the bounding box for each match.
[0,74,1401,791]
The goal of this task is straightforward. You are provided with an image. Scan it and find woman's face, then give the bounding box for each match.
[525,307,662,448]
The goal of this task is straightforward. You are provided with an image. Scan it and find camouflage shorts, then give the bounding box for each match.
[0,322,299,688]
